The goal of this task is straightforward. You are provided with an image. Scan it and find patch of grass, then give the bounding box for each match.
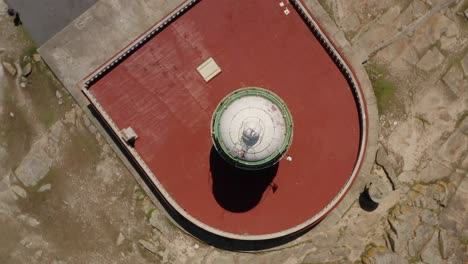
[22,45,37,58]
[414,115,431,128]
[408,255,422,264]
[374,78,396,114]
[15,25,35,57]
[366,63,397,115]
[146,208,156,221]
[360,243,383,263]
[26,64,72,128]
[397,0,413,13]
[134,187,147,201]
[458,0,468,16]
[0,83,36,168]
[318,0,334,18]
[62,129,102,173]
[460,234,468,245]
[455,111,468,129]
[364,242,379,251]
[14,167,66,216]
[13,23,73,129]
[28,167,60,193]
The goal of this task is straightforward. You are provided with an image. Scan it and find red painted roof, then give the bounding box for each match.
[89,0,360,236]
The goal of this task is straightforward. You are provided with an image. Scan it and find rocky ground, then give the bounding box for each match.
[0,0,467,263]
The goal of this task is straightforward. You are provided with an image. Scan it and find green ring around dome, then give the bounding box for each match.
[211,87,294,170]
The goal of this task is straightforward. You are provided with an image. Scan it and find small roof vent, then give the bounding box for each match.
[197,57,221,82]
[121,127,138,146]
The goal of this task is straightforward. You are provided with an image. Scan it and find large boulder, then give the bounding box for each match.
[22,62,32,77]
[2,61,17,76]
[416,48,444,72]
[14,137,52,187]
[442,65,467,97]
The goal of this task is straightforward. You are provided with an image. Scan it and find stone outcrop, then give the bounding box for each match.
[416,47,444,71]
[138,239,159,254]
[22,62,32,77]
[443,65,467,97]
[14,137,52,187]
[462,54,468,76]
[14,121,64,187]
[2,61,16,76]
[375,147,400,189]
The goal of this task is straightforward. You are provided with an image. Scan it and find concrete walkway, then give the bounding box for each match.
[5,0,97,45]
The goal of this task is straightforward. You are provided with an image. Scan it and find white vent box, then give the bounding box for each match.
[122,127,138,145]
[197,57,221,82]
